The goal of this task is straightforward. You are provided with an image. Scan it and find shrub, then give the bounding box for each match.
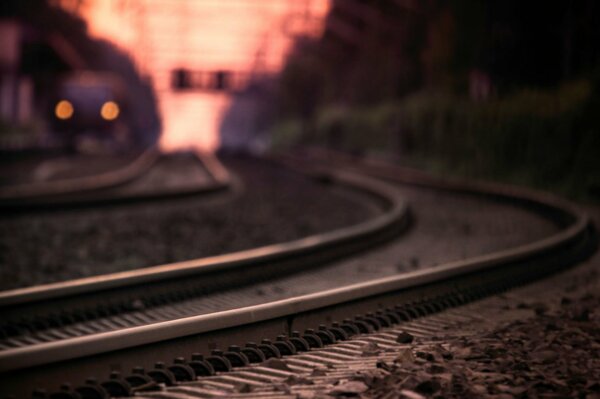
[276,80,597,199]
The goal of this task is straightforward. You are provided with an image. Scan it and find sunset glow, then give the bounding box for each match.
[63,0,330,151]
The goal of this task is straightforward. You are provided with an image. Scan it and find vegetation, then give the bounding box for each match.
[266,1,600,201]
[272,79,599,200]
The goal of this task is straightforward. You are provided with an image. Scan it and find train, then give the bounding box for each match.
[48,71,159,151]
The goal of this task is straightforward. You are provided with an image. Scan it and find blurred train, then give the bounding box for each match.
[48,71,146,151]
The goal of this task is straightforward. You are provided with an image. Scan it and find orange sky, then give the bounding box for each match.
[72,0,330,88]
[61,0,330,151]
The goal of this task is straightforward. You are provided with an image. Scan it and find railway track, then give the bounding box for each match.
[0,152,594,398]
[0,158,409,397]
[0,148,230,209]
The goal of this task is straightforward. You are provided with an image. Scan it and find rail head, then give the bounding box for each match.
[297,147,585,228]
[0,155,592,374]
[0,166,409,307]
[0,146,161,200]
[0,210,590,373]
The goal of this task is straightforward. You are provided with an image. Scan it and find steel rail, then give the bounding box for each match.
[299,147,581,227]
[0,146,160,200]
[1,159,588,369]
[199,151,231,187]
[0,168,407,309]
[0,154,594,398]
[0,209,587,372]
[0,150,231,210]
[0,164,410,381]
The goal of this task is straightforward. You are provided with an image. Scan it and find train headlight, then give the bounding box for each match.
[55,100,74,120]
[100,101,120,121]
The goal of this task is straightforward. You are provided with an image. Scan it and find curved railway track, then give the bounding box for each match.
[0,148,159,202]
[0,152,594,398]
[0,148,230,210]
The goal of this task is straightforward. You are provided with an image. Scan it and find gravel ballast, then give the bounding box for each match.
[365,294,600,398]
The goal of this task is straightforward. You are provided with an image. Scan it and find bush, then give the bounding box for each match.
[276,80,598,200]
[311,103,402,154]
[268,118,304,150]
[396,81,595,198]
[401,81,600,197]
